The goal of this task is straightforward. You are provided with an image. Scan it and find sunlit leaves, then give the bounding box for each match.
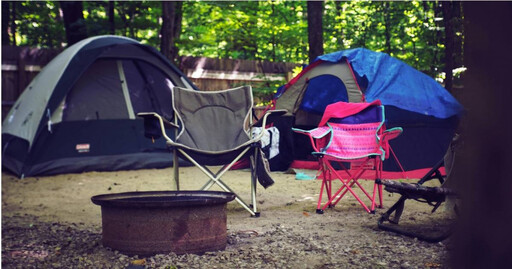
[323,0,448,74]
[11,0,459,80]
[14,1,65,47]
[179,1,308,63]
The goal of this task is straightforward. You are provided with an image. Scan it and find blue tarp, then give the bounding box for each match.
[316,48,463,119]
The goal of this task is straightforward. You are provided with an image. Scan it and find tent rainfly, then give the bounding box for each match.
[2,35,197,178]
[273,48,463,178]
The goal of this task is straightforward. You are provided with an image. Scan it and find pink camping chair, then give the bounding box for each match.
[293,100,402,214]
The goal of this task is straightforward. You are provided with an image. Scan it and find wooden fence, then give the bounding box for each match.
[179,55,299,91]
[2,46,63,119]
[1,45,300,121]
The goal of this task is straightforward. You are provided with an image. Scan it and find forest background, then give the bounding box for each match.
[1,0,464,101]
[2,2,512,268]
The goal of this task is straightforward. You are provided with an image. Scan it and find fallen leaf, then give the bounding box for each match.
[425,262,442,268]
[131,258,146,265]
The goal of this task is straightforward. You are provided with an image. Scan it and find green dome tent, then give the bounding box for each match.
[2,35,197,177]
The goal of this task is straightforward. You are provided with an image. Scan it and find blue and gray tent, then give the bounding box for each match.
[2,35,197,177]
[273,48,463,178]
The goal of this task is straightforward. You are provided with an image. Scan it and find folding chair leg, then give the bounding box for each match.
[316,169,328,214]
[317,162,333,214]
[370,163,379,213]
[370,160,386,212]
[178,148,260,217]
[249,153,259,217]
[200,173,259,217]
[377,161,384,208]
[327,178,335,208]
[327,167,372,213]
[199,165,224,190]
[370,182,378,213]
[331,177,357,206]
[213,179,258,217]
[378,182,384,208]
[325,168,334,208]
[172,148,180,191]
[333,168,372,206]
[323,161,373,213]
[329,161,375,208]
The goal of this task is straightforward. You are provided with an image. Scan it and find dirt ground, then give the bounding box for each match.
[1,167,455,268]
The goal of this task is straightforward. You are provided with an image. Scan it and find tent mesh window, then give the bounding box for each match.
[60,59,175,122]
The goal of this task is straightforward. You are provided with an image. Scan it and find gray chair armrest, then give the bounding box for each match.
[251,109,287,141]
[137,112,177,143]
[252,109,287,128]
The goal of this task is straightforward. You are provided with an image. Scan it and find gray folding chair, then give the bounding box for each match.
[138,85,285,216]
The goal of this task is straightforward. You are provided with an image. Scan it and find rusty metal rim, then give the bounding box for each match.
[91,190,235,208]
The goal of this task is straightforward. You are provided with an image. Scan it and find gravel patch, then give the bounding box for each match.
[2,169,454,268]
[2,213,452,269]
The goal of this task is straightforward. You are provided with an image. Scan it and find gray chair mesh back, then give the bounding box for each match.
[173,86,252,152]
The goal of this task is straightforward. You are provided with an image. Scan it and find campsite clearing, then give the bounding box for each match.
[2,167,454,268]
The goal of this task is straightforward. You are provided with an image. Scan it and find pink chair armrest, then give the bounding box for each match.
[381,127,402,143]
[379,127,403,158]
[292,126,331,153]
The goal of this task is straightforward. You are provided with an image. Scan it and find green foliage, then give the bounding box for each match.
[12,1,162,48]
[13,1,66,47]
[9,0,463,87]
[322,0,448,75]
[179,1,308,63]
[233,74,287,106]
[83,1,161,46]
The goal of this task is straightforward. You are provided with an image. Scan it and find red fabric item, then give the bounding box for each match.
[318,100,382,127]
[231,158,250,170]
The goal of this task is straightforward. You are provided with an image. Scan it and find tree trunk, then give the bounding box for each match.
[307,1,324,63]
[175,3,183,37]
[161,1,183,64]
[383,2,392,55]
[452,2,512,268]
[335,1,345,50]
[431,2,444,75]
[11,1,16,46]
[442,1,455,92]
[108,1,115,35]
[452,2,464,70]
[2,2,11,45]
[60,1,88,46]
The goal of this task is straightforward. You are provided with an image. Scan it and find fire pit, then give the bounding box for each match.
[91,190,235,256]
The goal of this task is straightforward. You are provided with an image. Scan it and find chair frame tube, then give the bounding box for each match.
[176,146,259,216]
[317,157,382,213]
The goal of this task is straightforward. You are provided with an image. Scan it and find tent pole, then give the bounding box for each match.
[173,148,179,191]
[116,61,135,119]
